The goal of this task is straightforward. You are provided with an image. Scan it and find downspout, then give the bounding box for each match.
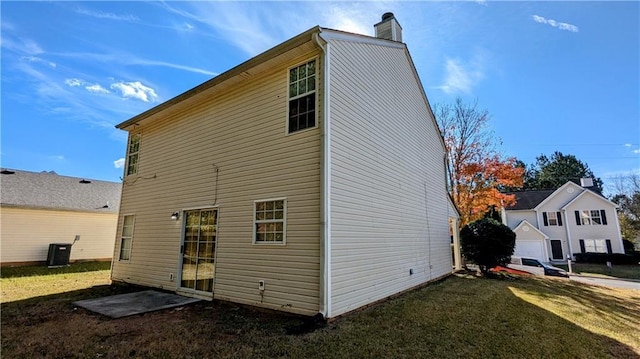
[314,31,331,319]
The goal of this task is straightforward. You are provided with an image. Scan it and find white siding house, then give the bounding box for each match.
[503,180,624,262]
[1,169,121,266]
[111,14,455,319]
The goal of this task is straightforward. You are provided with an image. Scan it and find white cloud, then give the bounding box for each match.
[633,149,640,154]
[532,15,579,33]
[86,84,110,94]
[111,81,158,102]
[322,5,373,36]
[1,36,44,55]
[114,158,125,168]
[625,143,632,148]
[75,7,139,22]
[438,55,485,94]
[65,78,84,87]
[20,56,56,68]
[53,51,216,77]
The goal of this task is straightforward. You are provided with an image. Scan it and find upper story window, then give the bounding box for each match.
[288,59,316,134]
[254,198,286,244]
[126,134,140,176]
[543,211,562,226]
[575,209,607,226]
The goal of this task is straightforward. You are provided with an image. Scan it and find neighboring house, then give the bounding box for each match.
[502,179,624,262]
[111,13,459,319]
[1,169,122,266]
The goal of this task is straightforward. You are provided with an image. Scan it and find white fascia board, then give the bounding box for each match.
[318,28,405,49]
[514,219,549,239]
[447,194,460,219]
[533,181,582,210]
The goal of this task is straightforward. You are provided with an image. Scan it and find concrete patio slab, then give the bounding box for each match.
[73,290,201,318]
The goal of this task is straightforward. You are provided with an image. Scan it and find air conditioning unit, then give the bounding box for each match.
[47,243,72,267]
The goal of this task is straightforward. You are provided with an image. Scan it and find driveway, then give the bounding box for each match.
[569,275,640,290]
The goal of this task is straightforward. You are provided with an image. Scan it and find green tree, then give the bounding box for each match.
[524,151,603,192]
[460,218,516,274]
[610,173,640,249]
[435,98,524,227]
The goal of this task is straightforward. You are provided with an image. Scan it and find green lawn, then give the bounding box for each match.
[558,263,640,280]
[1,269,639,358]
[1,261,112,303]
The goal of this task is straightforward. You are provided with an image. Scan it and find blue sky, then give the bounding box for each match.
[2,1,638,194]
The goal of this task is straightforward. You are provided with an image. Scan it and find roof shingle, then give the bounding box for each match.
[0,169,121,213]
[504,189,556,210]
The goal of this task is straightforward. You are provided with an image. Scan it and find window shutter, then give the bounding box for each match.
[543,212,548,226]
[579,239,585,253]
[606,239,612,254]
[601,210,607,225]
[557,212,563,226]
[575,211,581,225]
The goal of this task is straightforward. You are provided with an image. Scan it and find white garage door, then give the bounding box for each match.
[514,240,545,261]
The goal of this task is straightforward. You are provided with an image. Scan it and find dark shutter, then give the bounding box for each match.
[543,212,548,226]
[575,211,581,225]
[557,212,563,226]
[606,239,612,254]
[579,239,585,253]
[601,210,607,225]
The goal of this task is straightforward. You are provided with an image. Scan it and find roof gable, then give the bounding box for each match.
[532,181,583,210]
[513,219,548,239]
[0,169,121,213]
[561,188,617,210]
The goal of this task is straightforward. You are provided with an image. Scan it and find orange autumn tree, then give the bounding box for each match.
[435,98,524,227]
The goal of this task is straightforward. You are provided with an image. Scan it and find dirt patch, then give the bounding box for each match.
[1,284,309,358]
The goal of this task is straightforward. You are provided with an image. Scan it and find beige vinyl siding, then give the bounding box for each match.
[328,39,452,317]
[111,49,322,315]
[1,207,117,264]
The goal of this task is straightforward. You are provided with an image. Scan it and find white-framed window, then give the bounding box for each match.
[583,239,607,253]
[119,215,135,261]
[579,210,602,225]
[288,59,317,134]
[545,212,559,226]
[253,198,286,244]
[126,133,140,176]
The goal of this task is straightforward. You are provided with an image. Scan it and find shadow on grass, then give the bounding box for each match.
[0,261,111,278]
[1,276,638,358]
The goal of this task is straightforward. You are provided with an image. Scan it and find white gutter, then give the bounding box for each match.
[314,31,331,319]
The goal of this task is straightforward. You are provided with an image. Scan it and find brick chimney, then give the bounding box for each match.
[374,12,402,42]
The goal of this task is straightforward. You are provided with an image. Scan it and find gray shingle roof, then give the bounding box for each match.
[504,189,556,210]
[0,168,121,213]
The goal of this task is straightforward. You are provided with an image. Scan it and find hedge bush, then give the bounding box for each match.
[573,252,639,265]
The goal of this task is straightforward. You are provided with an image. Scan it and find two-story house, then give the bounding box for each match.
[502,179,624,262]
[110,13,460,319]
